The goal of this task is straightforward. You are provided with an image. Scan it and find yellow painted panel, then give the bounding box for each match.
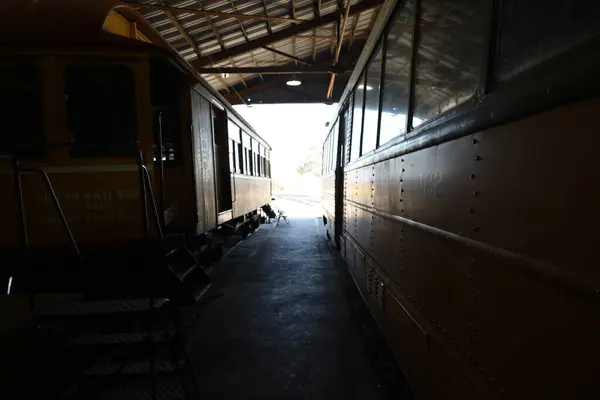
[102,11,130,37]
[102,11,151,43]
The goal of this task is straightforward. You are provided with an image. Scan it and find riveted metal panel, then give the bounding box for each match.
[370,212,404,284]
[472,251,600,398]
[401,136,476,236]
[385,290,430,398]
[401,222,473,353]
[373,156,403,215]
[468,97,600,281]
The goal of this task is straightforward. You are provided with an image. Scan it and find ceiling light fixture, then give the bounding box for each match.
[221,72,230,78]
[357,84,373,91]
[286,75,301,86]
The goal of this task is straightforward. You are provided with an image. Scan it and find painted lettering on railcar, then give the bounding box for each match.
[418,170,443,197]
[40,189,141,226]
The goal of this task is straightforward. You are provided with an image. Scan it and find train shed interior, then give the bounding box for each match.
[1,0,600,399]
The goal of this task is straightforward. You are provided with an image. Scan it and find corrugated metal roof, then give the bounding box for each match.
[125,0,381,99]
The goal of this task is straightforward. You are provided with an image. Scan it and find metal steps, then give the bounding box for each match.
[33,296,197,400]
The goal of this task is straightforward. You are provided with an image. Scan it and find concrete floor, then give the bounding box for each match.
[187,201,413,399]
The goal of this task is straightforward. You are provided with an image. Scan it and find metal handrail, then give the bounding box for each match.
[142,164,164,242]
[16,165,83,262]
[11,141,165,261]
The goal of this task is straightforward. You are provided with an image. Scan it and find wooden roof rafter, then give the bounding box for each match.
[327,0,352,99]
[227,0,264,82]
[191,0,383,68]
[129,0,384,103]
[120,1,306,24]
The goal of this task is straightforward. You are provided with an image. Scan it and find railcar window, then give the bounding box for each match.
[66,64,137,157]
[155,108,181,164]
[228,138,236,172]
[329,134,333,173]
[411,0,488,128]
[242,131,251,175]
[332,121,339,171]
[150,58,182,164]
[256,153,261,176]
[496,0,600,81]
[332,128,337,171]
[252,140,259,177]
[0,64,44,154]
[228,121,242,173]
[379,0,414,146]
[323,138,328,174]
[362,44,383,154]
[326,135,331,174]
[343,103,352,165]
[237,142,244,173]
[350,71,366,161]
[228,120,241,141]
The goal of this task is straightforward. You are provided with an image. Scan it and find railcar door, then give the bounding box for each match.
[211,103,233,220]
[150,58,196,234]
[189,90,217,233]
[334,107,348,250]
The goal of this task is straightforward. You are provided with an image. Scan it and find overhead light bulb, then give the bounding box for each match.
[221,72,230,78]
[357,84,373,91]
[286,75,302,86]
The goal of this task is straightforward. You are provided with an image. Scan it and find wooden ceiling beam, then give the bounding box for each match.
[228,0,264,82]
[291,0,297,66]
[164,12,199,56]
[297,35,367,39]
[191,0,382,67]
[261,0,274,34]
[328,0,352,99]
[261,45,312,66]
[120,1,306,24]
[348,11,362,51]
[196,66,346,74]
[312,0,320,62]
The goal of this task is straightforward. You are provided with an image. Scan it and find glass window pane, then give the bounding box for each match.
[323,140,328,174]
[496,0,600,81]
[0,64,43,153]
[329,134,334,172]
[350,72,365,161]
[66,64,137,157]
[228,120,240,142]
[228,139,235,172]
[362,44,383,154]
[343,104,352,165]
[237,142,243,173]
[380,0,414,146]
[332,121,338,170]
[412,0,488,128]
[242,131,251,147]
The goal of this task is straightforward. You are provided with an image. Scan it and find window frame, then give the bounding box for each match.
[406,0,493,137]
[65,61,139,158]
[361,39,384,155]
[339,0,495,156]
[0,61,45,156]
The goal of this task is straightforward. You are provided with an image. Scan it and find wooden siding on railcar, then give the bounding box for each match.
[320,172,336,238]
[190,90,218,233]
[0,58,156,248]
[231,174,271,219]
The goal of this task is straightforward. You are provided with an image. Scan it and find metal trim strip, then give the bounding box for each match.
[0,164,154,175]
[344,230,498,399]
[345,198,600,302]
